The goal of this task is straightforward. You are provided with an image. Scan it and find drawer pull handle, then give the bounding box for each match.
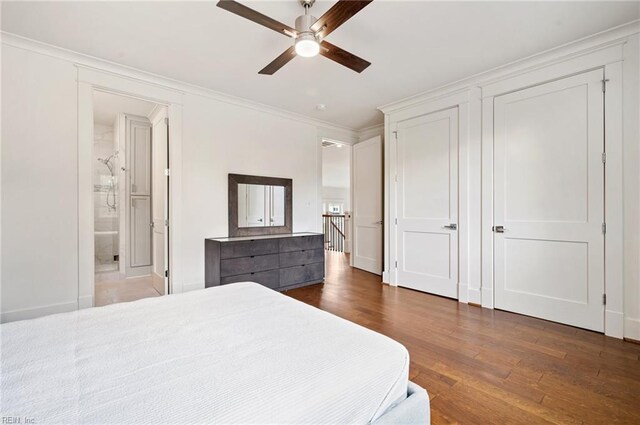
[250,255,255,258]
[251,272,255,275]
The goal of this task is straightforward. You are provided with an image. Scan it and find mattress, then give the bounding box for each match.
[1,282,409,424]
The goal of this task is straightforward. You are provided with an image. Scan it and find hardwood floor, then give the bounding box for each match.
[286,251,640,424]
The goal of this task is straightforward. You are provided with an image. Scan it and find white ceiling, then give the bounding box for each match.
[3,1,639,130]
[93,91,157,126]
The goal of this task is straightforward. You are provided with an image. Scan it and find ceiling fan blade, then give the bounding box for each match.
[258,46,297,75]
[217,0,297,38]
[319,41,370,73]
[310,0,372,38]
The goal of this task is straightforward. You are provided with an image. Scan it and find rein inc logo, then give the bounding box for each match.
[2,417,35,424]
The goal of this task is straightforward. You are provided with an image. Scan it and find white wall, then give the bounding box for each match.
[179,93,320,290]
[1,45,79,321]
[0,41,338,320]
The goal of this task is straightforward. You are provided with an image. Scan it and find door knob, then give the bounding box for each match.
[443,224,457,230]
[492,225,505,233]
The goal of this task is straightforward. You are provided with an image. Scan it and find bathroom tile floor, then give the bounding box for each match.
[95,276,161,307]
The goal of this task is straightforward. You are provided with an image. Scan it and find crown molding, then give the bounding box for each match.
[379,19,640,114]
[357,123,384,142]
[1,31,359,138]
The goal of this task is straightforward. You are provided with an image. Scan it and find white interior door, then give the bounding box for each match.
[493,69,605,332]
[396,108,459,299]
[130,196,152,267]
[352,136,383,275]
[126,116,152,272]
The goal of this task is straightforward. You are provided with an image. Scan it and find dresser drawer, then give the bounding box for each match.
[280,262,324,287]
[279,248,324,268]
[279,234,324,253]
[221,269,280,289]
[220,239,279,259]
[220,254,279,277]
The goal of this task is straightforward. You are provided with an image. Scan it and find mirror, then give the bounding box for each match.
[228,174,292,237]
[237,184,285,227]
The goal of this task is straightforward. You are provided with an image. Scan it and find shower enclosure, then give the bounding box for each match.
[94,124,120,275]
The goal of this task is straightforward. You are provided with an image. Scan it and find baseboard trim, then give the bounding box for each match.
[78,295,94,309]
[182,282,204,293]
[382,270,391,285]
[468,287,482,305]
[458,282,469,303]
[605,309,624,338]
[1,301,78,323]
[625,317,640,341]
[481,287,494,309]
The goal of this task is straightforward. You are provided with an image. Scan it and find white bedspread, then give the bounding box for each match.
[1,282,409,424]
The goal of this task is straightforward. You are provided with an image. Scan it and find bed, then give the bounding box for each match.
[1,282,429,424]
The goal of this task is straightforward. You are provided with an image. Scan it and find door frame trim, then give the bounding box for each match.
[387,89,477,304]
[481,44,625,337]
[78,67,184,308]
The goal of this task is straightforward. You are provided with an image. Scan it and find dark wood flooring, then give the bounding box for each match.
[286,251,640,424]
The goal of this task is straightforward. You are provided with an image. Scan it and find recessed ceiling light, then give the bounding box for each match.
[316,104,326,111]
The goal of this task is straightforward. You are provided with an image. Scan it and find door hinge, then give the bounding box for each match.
[602,152,606,164]
[603,293,607,305]
[602,222,607,235]
[165,270,169,278]
[164,168,170,176]
[602,78,609,93]
[164,117,169,126]
[164,219,169,227]
[395,218,398,225]
[393,130,398,140]
[395,261,398,269]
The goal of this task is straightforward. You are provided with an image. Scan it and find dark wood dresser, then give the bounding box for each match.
[205,232,325,291]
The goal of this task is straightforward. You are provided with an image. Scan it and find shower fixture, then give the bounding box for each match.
[97,152,118,212]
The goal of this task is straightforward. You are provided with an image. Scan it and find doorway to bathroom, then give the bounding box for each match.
[92,90,169,306]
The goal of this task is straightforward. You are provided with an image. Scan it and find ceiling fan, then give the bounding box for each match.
[217,0,372,75]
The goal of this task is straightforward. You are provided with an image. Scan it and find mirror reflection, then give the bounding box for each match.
[238,184,285,228]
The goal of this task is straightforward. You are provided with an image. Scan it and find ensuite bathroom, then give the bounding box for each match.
[92,91,169,306]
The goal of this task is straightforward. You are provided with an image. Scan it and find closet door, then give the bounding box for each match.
[396,108,459,298]
[493,69,605,332]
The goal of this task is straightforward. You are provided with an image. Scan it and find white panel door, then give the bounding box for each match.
[129,120,151,196]
[494,69,605,332]
[353,136,383,275]
[130,196,152,267]
[397,108,458,298]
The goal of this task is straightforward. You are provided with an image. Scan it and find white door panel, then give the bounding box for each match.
[494,68,604,332]
[397,108,459,298]
[353,136,382,275]
[129,121,151,196]
[130,196,152,267]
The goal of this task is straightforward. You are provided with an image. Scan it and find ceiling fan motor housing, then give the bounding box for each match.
[295,13,317,37]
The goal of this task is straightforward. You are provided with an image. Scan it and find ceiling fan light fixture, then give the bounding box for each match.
[295,33,319,57]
